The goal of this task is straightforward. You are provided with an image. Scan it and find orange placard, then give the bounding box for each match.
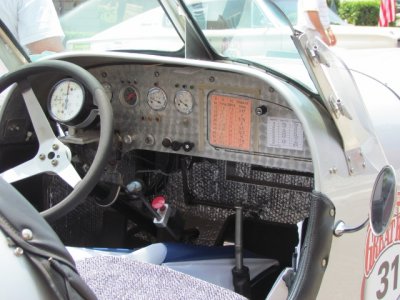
[209,94,252,151]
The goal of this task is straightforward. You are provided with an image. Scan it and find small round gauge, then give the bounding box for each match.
[119,85,139,106]
[48,79,85,123]
[174,90,194,114]
[147,87,167,111]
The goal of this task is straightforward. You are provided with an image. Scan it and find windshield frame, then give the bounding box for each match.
[0,19,30,72]
[173,0,318,94]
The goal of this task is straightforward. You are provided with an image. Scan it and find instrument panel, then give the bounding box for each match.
[88,64,313,172]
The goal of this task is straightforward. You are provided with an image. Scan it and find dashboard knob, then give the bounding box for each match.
[183,142,194,152]
[171,141,182,151]
[255,105,268,116]
[162,137,172,148]
[144,134,155,146]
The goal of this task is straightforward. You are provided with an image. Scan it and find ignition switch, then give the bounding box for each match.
[255,105,268,116]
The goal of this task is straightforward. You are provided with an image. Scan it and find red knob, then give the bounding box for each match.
[151,196,166,211]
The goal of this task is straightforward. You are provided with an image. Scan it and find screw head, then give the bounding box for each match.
[21,228,33,241]
[39,154,46,160]
[322,258,327,268]
[51,160,58,167]
[14,247,24,257]
[52,144,59,150]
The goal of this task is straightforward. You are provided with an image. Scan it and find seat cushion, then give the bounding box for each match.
[68,243,279,291]
[76,255,247,300]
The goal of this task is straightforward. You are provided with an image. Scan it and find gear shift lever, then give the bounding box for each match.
[232,206,251,298]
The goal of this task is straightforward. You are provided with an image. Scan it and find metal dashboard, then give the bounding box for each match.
[88,63,313,172]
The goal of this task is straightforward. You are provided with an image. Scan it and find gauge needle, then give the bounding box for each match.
[64,82,70,110]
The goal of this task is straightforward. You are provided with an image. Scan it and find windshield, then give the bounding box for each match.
[183,0,298,58]
[3,0,316,92]
[180,0,315,89]
[61,0,184,52]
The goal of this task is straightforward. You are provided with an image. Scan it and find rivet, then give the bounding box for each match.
[14,247,24,257]
[52,144,59,150]
[39,154,46,160]
[21,228,33,241]
[329,209,335,217]
[51,160,58,167]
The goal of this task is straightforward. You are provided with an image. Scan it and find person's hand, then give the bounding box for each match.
[319,32,331,45]
[326,28,337,46]
[319,28,336,46]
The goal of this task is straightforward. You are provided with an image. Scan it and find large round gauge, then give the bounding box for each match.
[119,85,139,106]
[147,87,167,111]
[48,78,85,123]
[174,90,194,114]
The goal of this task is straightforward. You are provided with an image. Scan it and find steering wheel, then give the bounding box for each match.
[0,60,113,222]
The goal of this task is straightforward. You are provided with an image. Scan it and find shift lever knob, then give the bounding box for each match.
[126,180,143,194]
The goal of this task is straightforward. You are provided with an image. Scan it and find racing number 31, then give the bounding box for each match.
[377,255,399,299]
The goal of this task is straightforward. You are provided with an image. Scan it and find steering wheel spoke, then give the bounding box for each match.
[1,158,43,184]
[1,137,82,188]
[57,162,82,188]
[19,80,57,143]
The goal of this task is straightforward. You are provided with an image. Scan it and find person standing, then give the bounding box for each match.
[0,0,64,54]
[297,0,337,46]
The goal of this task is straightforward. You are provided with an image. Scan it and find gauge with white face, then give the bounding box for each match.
[48,79,85,123]
[174,90,194,114]
[147,87,167,111]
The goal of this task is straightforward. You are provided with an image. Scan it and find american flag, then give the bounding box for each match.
[379,0,396,26]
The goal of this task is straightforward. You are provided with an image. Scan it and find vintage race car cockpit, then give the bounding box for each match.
[1,0,400,299]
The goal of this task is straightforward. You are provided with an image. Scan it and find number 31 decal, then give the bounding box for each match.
[376,255,399,299]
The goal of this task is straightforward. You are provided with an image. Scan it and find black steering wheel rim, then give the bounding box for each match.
[0,59,113,222]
